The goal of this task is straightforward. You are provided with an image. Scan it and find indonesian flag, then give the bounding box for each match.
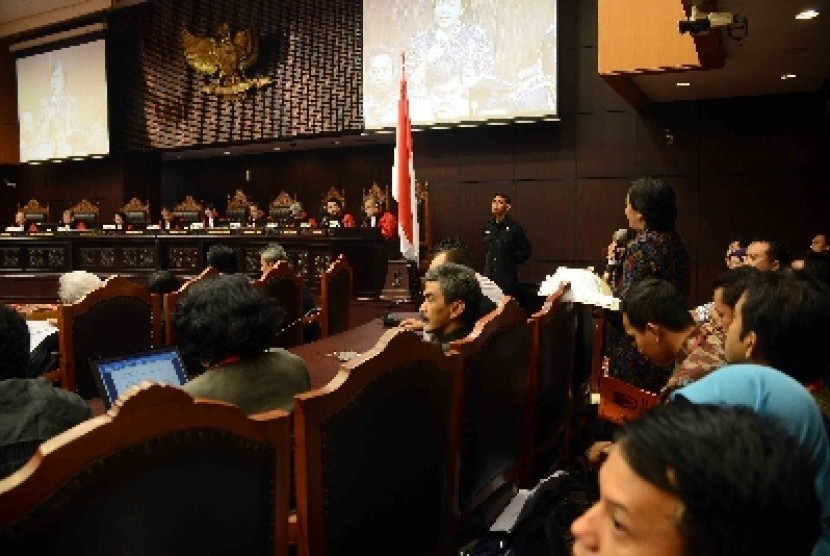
[392,60,419,263]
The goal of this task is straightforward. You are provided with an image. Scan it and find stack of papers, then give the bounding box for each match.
[538,267,620,310]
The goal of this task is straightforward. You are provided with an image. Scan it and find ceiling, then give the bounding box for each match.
[630,0,830,102]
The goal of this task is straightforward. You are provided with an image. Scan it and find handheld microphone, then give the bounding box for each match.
[607,228,629,270]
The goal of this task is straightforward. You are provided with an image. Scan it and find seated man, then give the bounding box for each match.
[319,197,355,228]
[0,304,91,479]
[58,270,103,304]
[203,204,226,228]
[259,243,319,342]
[361,195,397,240]
[745,238,792,271]
[248,203,268,227]
[173,274,311,414]
[206,244,238,274]
[159,206,181,230]
[289,201,316,228]
[571,402,820,556]
[431,237,503,304]
[417,262,483,349]
[707,265,765,334]
[811,232,829,254]
[621,278,725,397]
[145,270,183,295]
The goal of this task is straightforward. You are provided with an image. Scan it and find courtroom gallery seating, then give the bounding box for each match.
[251,261,304,348]
[319,254,352,338]
[293,329,463,555]
[0,382,291,556]
[447,296,535,542]
[57,275,163,398]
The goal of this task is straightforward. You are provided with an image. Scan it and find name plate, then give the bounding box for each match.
[207,229,232,235]
[242,229,263,235]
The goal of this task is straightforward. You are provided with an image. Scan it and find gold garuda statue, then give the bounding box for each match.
[182,23,272,99]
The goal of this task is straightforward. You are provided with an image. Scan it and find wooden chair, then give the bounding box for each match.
[523,283,577,486]
[19,199,49,223]
[268,191,297,226]
[319,254,352,338]
[597,375,660,425]
[163,267,219,346]
[251,261,304,348]
[447,297,534,542]
[172,195,203,224]
[57,276,163,399]
[0,382,290,556]
[226,188,251,223]
[120,197,150,224]
[415,180,432,262]
[294,329,463,556]
[569,303,607,455]
[68,199,100,226]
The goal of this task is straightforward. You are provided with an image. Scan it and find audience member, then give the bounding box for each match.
[744,238,791,271]
[259,243,320,343]
[206,244,238,274]
[708,265,766,333]
[671,365,830,555]
[571,402,820,556]
[417,262,482,349]
[606,177,691,393]
[621,278,725,398]
[58,270,103,304]
[725,236,749,268]
[433,236,504,304]
[0,304,90,479]
[173,274,311,414]
[361,194,397,240]
[319,197,355,228]
[483,193,532,296]
[145,270,183,295]
[811,232,829,254]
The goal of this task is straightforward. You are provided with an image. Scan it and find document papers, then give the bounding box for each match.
[538,267,620,310]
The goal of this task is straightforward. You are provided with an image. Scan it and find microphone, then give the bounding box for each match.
[607,228,630,271]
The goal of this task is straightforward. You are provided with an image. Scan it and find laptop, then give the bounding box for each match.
[91,347,189,408]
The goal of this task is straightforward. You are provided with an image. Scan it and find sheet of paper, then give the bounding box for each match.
[538,267,620,310]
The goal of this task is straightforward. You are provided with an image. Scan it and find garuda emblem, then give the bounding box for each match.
[182,23,272,99]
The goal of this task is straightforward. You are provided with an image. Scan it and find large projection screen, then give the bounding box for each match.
[363,0,557,129]
[16,39,110,163]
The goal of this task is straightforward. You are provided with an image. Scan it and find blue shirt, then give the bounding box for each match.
[672,364,830,556]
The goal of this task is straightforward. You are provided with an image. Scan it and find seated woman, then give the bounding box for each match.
[173,274,311,414]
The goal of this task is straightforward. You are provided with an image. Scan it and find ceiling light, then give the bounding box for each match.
[795,9,819,20]
[780,73,797,80]
[223,151,231,155]
[676,82,691,87]
[273,147,281,151]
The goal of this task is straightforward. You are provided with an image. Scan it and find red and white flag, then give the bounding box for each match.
[391,60,419,263]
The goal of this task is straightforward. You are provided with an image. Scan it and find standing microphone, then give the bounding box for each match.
[607,228,630,271]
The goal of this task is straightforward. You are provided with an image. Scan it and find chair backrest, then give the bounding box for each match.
[294,329,462,556]
[268,191,297,226]
[251,262,304,348]
[319,254,352,337]
[226,188,251,223]
[0,382,290,556]
[20,199,49,223]
[163,267,219,346]
[57,276,163,398]
[68,198,99,225]
[597,375,660,425]
[121,197,150,224]
[173,195,203,224]
[524,283,577,484]
[447,297,533,540]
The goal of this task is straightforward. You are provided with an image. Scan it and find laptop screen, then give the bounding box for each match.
[91,347,189,407]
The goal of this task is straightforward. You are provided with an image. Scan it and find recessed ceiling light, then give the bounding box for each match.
[273,147,281,151]
[795,9,819,20]
[676,82,691,87]
[780,73,797,80]
[223,151,231,155]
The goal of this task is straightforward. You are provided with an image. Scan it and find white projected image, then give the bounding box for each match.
[16,39,109,163]
[363,0,557,128]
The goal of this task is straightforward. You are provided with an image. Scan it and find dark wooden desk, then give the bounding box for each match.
[289,318,393,389]
[0,227,387,302]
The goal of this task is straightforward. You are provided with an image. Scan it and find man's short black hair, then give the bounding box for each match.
[712,266,766,308]
[739,271,830,383]
[146,270,182,295]
[172,274,284,366]
[431,237,473,268]
[621,278,693,332]
[619,402,819,556]
[206,244,238,274]
[423,262,482,327]
[0,304,30,380]
[627,177,677,232]
[493,192,511,204]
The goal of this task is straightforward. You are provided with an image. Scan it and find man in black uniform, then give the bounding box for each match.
[483,193,531,296]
